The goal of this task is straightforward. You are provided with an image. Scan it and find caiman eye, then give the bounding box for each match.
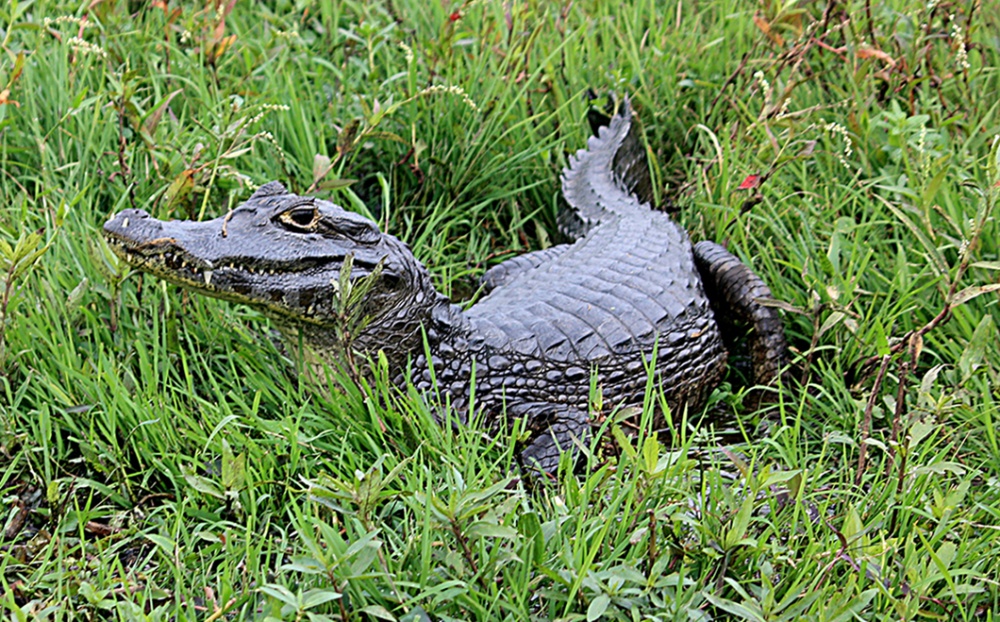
[279,206,320,231]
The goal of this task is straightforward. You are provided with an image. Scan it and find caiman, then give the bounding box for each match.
[104,98,786,473]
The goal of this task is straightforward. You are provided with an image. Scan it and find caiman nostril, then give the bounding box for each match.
[103,209,155,235]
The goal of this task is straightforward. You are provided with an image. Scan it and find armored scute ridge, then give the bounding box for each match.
[104,98,787,473]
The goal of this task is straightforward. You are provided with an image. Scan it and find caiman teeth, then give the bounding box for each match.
[108,240,331,282]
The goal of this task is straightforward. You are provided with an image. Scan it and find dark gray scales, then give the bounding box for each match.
[103,97,787,475]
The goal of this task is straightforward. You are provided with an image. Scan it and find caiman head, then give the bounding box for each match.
[103,181,454,366]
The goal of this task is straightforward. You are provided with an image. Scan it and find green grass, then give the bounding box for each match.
[2,0,1000,619]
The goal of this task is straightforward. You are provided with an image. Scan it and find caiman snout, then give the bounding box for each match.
[104,208,153,232]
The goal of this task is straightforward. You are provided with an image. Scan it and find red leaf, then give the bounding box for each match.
[752,13,785,47]
[856,47,896,67]
[0,89,18,108]
[737,174,761,190]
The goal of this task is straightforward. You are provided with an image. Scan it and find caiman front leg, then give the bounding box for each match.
[692,241,788,388]
[509,401,591,475]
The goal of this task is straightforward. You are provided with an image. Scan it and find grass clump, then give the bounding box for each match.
[2,0,1000,619]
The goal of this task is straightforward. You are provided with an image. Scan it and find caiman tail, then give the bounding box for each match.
[559,96,654,239]
[560,95,788,396]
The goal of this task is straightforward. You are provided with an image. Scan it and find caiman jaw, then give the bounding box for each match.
[103,231,220,288]
[104,225,362,296]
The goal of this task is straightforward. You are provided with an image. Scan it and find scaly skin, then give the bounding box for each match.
[104,98,786,473]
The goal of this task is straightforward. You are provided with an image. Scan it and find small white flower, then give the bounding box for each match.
[399,42,415,64]
[68,36,108,59]
[45,16,91,28]
[776,97,791,119]
[753,70,772,105]
[418,84,479,112]
[951,15,971,71]
[823,121,854,169]
[273,27,300,41]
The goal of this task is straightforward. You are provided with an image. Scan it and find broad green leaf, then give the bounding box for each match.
[348,541,380,576]
[145,533,176,556]
[842,505,862,543]
[78,582,109,605]
[142,88,182,136]
[344,528,382,558]
[312,153,332,185]
[317,178,358,191]
[611,425,637,461]
[359,605,397,621]
[641,436,660,474]
[337,118,360,156]
[605,563,646,585]
[702,593,766,621]
[725,493,755,549]
[920,161,950,207]
[0,236,13,260]
[517,511,544,565]
[281,557,326,575]
[871,318,890,356]
[12,230,42,261]
[163,170,195,209]
[910,462,966,477]
[951,282,1000,306]
[586,594,610,621]
[259,585,299,608]
[907,416,935,450]
[221,146,253,159]
[400,607,433,622]
[66,278,89,311]
[935,541,956,570]
[818,311,844,337]
[184,473,225,499]
[467,520,518,540]
[301,588,342,609]
[760,469,802,487]
[222,443,246,491]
